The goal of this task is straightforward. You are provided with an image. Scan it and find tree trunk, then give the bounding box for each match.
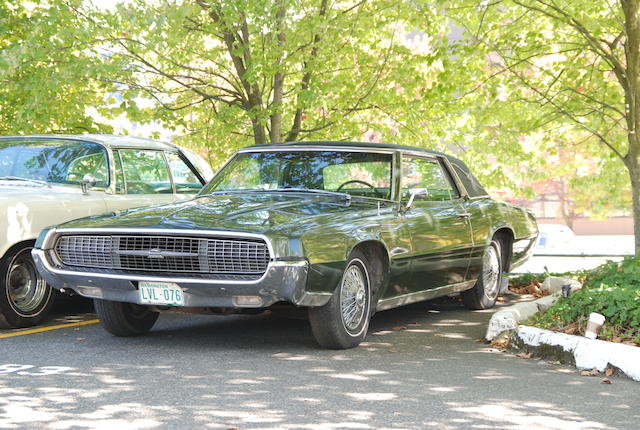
[252,119,267,145]
[622,0,640,255]
[630,163,640,256]
[270,0,286,143]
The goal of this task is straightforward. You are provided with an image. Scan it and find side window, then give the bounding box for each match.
[65,150,109,188]
[453,163,488,197]
[165,152,203,193]
[401,157,459,201]
[119,150,172,194]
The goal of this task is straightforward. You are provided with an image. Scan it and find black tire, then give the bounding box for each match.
[94,299,159,337]
[0,245,55,329]
[462,239,503,310]
[308,249,372,349]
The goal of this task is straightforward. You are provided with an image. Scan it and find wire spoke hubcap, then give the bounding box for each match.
[340,263,367,332]
[482,245,501,299]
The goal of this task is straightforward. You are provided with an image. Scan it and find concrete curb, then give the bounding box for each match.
[485,276,582,341]
[513,325,640,382]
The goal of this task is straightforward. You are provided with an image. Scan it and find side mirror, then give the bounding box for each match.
[80,173,97,194]
[406,187,428,210]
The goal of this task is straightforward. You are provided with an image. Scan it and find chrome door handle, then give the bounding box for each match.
[456,212,471,219]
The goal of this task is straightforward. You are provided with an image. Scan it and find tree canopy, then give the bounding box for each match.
[2,0,639,253]
[0,0,114,134]
[446,0,640,253]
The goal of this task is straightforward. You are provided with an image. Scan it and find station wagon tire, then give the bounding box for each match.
[308,249,372,349]
[94,299,159,337]
[462,239,502,310]
[0,245,55,329]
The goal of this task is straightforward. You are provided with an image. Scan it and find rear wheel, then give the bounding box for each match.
[308,249,372,349]
[462,239,502,310]
[94,299,159,336]
[0,245,55,328]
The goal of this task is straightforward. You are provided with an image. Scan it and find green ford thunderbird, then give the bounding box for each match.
[33,142,538,348]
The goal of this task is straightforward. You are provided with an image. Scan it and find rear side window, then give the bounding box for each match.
[452,162,488,197]
[119,150,173,194]
[401,156,460,201]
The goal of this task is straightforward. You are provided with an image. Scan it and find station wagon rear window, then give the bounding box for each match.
[204,151,393,199]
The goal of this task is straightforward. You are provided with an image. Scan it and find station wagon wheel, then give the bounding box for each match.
[0,245,55,329]
[462,239,502,310]
[308,249,372,349]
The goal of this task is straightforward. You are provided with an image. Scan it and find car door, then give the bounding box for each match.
[449,162,494,283]
[103,149,202,212]
[400,155,473,293]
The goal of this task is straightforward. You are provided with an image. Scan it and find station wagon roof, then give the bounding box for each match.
[0,134,179,151]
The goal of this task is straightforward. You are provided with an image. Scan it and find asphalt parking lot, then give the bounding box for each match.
[1,296,638,430]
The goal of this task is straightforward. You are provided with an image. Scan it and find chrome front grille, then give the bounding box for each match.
[54,234,270,276]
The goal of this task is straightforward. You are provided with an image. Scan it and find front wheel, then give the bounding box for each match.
[462,239,503,310]
[308,249,372,349]
[94,299,159,337]
[0,245,55,328]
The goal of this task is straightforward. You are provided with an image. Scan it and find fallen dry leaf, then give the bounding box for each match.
[228,426,240,430]
[580,370,591,376]
[434,333,445,337]
[602,378,613,384]
[516,352,533,359]
[387,349,398,353]
[490,337,510,349]
[563,322,580,335]
[391,326,407,331]
[509,281,551,298]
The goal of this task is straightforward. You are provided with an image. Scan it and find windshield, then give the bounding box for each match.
[202,150,393,199]
[0,139,109,187]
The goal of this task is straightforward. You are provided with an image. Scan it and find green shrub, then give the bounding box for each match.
[530,257,640,344]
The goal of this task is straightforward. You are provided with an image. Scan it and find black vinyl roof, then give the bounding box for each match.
[245,140,447,156]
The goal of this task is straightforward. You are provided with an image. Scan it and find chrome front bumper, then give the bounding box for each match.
[32,249,331,308]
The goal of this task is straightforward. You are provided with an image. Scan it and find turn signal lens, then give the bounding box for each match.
[76,286,103,298]
[232,296,263,307]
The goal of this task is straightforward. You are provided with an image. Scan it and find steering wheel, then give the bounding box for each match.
[336,180,382,198]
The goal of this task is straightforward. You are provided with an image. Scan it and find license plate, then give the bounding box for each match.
[139,282,184,306]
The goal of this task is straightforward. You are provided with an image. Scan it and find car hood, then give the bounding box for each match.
[56,192,382,235]
[0,182,82,197]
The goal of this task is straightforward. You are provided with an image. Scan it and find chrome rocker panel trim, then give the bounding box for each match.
[376,280,476,311]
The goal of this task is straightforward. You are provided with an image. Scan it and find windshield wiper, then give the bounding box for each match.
[202,187,352,205]
[0,176,48,186]
[274,187,351,204]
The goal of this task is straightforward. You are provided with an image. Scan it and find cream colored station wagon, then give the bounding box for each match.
[0,134,213,328]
